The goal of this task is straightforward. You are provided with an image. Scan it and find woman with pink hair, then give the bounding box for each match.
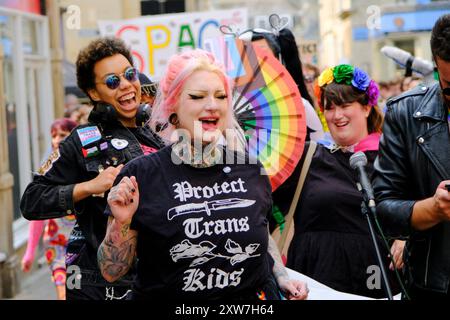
[98,49,309,300]
[150,49,246,152]
[21,118,78,300]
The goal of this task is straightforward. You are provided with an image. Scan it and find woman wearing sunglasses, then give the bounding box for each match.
[20,37,162,300]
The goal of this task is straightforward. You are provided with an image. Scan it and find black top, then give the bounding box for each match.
[273,144,396,298]
[109,146,274,300]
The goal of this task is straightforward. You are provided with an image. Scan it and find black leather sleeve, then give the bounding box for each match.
[373,104,415,239]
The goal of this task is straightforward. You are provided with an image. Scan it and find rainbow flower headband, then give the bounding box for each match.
[314,64,379,111]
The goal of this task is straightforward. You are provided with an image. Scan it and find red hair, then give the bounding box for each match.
[50,118,78,136]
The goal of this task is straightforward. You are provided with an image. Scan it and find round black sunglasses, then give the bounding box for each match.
[97,67,138,90]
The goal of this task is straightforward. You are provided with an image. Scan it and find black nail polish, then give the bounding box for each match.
[131,188,136,193]
[130,199,134,203]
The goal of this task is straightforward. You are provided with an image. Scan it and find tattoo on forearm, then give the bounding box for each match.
[98,222,137,281]
[267,232,289,281]
[121,224,130,237]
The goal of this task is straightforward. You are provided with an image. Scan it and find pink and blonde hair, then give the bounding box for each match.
[151,49,244,149]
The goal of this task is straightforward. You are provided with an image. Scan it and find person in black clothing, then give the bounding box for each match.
[97,48,309,300]
[239,25,325,231]
[273,64,401,298]
[138,72,157,106]
[373,14,450,299]
[240,27,325,143]
[20,37,162,300]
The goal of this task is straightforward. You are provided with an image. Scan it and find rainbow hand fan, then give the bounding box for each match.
[204,37,307,191]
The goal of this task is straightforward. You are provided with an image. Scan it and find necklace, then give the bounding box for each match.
[171,140,223,168]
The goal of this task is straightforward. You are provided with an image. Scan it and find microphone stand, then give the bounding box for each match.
[360,198,394,300]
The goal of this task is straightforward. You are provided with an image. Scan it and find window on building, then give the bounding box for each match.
[22,18,39,55]
[0,8,54,248]
[140,0,185,15]
[395,0,412,4]
[1,14,20,221]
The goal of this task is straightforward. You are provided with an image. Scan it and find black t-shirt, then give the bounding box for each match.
[110,146,274,300]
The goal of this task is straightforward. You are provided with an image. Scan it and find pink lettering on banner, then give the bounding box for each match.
[115,25,146,72]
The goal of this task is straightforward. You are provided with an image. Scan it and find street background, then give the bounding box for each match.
[0,0,448,299]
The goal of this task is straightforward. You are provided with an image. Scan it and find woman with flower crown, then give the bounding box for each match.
[272,64,402,298]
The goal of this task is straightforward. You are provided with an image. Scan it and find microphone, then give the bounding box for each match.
[349,152,376,209]
[381,46,434,76]
[381,46,436,85]
[349,151,394,300]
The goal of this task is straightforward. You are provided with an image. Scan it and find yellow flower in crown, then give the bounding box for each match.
[318,67,335,87]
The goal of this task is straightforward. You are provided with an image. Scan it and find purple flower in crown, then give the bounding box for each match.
[367,80,380,106]
[351,67,371,91]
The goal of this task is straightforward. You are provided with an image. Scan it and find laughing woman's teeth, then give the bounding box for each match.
[119,93,136,106]
[201,119,218,124]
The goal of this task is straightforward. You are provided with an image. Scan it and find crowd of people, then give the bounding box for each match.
[19,13,450,301]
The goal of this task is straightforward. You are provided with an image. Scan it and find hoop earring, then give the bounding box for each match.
[168,113,179,126]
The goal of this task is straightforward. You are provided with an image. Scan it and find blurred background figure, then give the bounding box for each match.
[63,93,93,125]
[64,94,80,118]
[400,76,423,92]
[238,20,327,235]
[378,81,392,108]
[303,63,321,111]
[78,104,94,125]
[139,73,158,106]
[379,75,424,112]
[21,118,78,300]
[388,77,403,98]
[71,104,93,125]
[240,24,325,142]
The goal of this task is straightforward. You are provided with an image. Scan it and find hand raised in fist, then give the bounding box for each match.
[107,176,139,224]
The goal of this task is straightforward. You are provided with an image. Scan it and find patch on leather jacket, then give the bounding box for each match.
[37,149,60,175]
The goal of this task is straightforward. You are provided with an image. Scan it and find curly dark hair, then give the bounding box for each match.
[76,37,134,101]
[431,14,450,61]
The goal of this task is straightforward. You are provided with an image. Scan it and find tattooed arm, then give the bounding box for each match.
[98,176,140,283]
[267,232,289,282]
[98,217,137,282]
[267,231,309,300]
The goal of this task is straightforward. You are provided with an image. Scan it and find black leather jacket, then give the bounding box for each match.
[20,116,162,287]
[373,82,450,294]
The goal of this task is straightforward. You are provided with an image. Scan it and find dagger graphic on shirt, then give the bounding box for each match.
[167,198,256,221]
